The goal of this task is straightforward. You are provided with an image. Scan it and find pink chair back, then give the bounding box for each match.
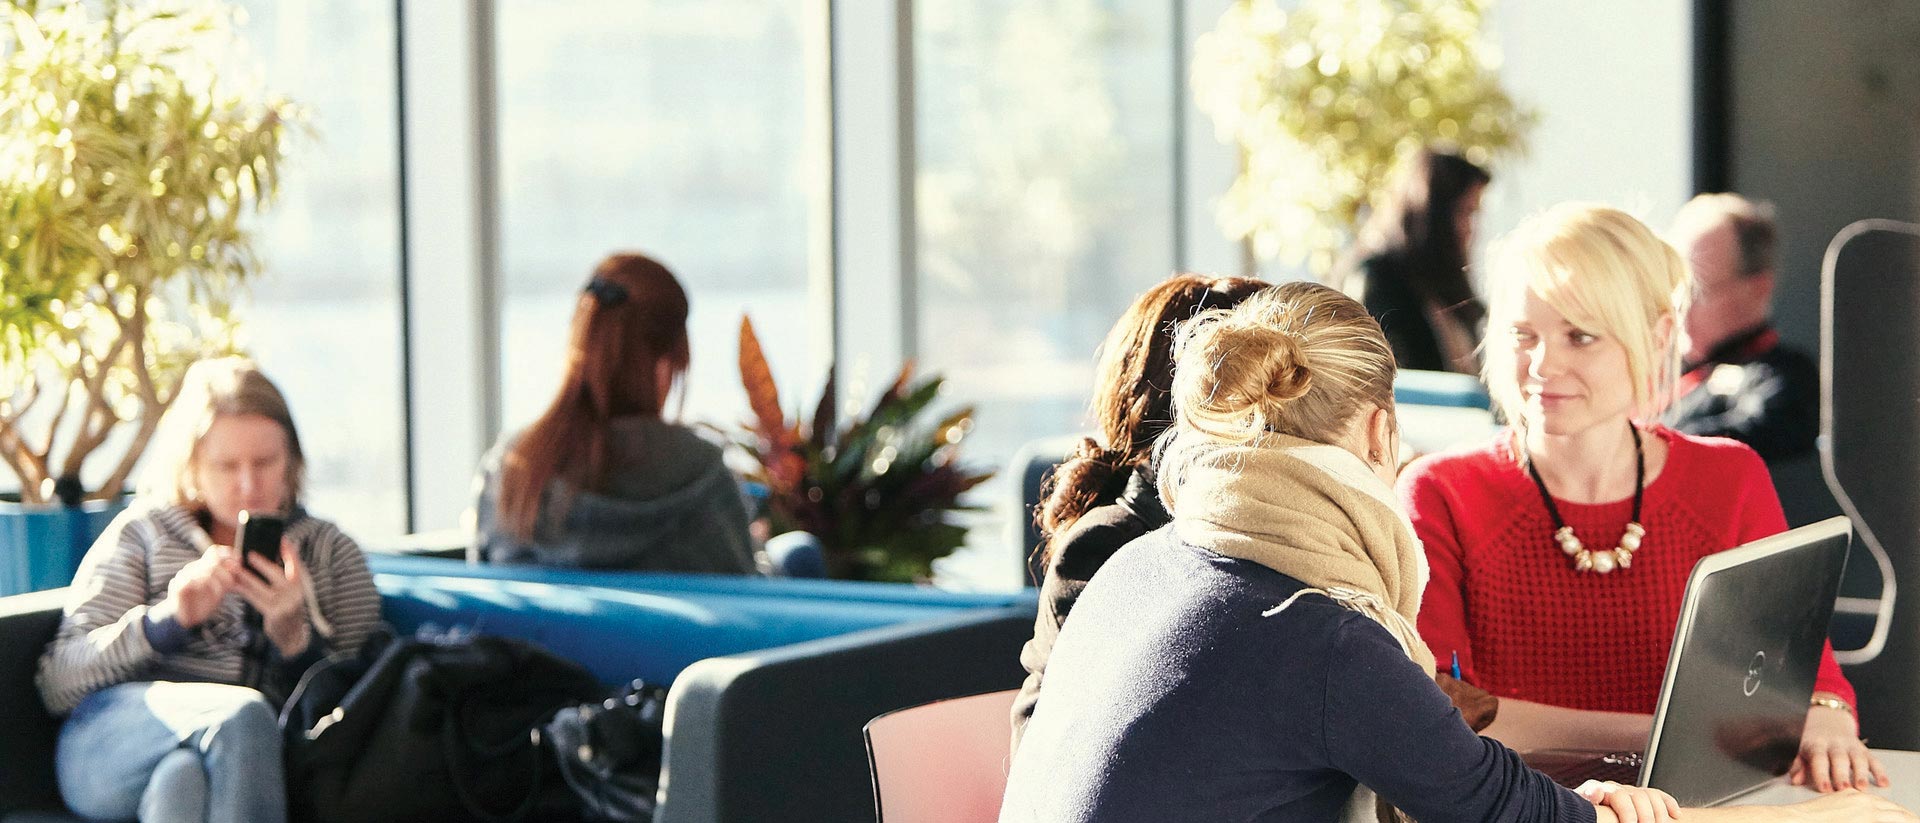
[863,689,1019,823]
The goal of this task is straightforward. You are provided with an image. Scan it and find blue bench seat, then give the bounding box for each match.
[368,554,1029,687]
[2,560,1036,823]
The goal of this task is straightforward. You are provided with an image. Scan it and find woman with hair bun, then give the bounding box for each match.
[1010,272,1266,746]
[1401,204,1885,793]
[1001,282,1907,823]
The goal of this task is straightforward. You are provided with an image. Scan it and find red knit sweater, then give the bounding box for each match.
[1400,426,1855,714]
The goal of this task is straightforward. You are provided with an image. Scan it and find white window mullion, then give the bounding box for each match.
[828,0,915,401]
[398,0,501,532]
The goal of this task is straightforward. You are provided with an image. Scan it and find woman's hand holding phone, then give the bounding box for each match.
[234,539,310,657]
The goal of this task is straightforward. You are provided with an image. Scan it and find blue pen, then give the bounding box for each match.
[1450,651,1462,680]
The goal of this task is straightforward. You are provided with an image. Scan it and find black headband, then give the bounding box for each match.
[584,277,629,307]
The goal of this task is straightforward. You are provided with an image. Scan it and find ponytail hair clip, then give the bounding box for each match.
[584,277,630,307]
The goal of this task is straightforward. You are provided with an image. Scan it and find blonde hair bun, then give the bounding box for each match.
[1258,326,1314,404]
[1171,315,1316,441]
[1167,282,1395,449]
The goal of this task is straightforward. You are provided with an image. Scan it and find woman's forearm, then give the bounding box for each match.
[1596,807,1787,823]
[1481,697,1654,753]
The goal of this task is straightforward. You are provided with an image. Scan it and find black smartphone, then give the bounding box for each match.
[237,510,286,579]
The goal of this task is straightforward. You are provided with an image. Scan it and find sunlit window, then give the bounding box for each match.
[914,0,1178,492]
[234,0,407,538]
[493,0,817,436]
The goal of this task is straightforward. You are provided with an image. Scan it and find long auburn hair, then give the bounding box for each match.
[1035,273,1267,560]
[498,253,692,540]
[1346,146,1491,313]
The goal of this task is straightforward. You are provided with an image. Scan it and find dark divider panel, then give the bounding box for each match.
[1822,220,1920,749]
[0,590,68,819]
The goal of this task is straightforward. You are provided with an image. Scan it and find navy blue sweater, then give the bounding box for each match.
[1000,529,1595,823]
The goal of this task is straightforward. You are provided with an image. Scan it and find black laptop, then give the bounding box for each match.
[1522,517,1852,807]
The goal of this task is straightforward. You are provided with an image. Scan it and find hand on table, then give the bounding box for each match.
[1790,699,1889,792]
[1577,780,1680,823]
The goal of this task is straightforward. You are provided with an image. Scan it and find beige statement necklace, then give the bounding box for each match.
[1524,423,1646,574]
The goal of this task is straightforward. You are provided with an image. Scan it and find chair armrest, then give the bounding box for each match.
[655,604,1035,823]
[0,589,68,817]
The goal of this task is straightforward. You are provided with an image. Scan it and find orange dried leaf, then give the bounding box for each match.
[738,315,788,442]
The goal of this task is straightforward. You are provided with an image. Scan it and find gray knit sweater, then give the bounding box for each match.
[470,416,758,574]
[36,502,381,715]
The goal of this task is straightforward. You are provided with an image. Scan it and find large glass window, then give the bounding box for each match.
[234,0,408,539]
[914,0,1178,582]
[915,0,1178,471]
[492,1,816,439]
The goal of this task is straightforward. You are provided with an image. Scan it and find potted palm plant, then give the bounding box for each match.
[734,317,994,583]
[0,0,296,594]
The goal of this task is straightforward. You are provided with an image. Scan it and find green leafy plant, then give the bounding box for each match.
[734,316,994,583]
[1192,0,1533,274]
[0,0,297,503]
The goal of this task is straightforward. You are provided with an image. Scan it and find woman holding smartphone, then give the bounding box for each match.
[36,357,380,823]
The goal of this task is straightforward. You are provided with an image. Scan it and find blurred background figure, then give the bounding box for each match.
[38,357,380,823]
[1662,194,1838,526]
[470,253,758,574]
[1663,193,1817,464]
[1339,146,1493,374]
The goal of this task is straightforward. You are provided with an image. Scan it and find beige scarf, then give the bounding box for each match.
[1163,431,1436,675]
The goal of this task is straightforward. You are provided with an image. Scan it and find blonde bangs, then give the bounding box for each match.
[1483,203,1691,428]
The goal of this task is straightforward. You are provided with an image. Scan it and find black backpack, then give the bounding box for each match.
[542,677,670,823]
[279,630,606,823]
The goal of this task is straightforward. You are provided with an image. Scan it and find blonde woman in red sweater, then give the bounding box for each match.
[1399,203,1886,794]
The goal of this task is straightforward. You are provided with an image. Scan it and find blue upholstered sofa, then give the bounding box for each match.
[0,555,1037,823]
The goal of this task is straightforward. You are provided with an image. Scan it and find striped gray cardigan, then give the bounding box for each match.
[35,502,381,715]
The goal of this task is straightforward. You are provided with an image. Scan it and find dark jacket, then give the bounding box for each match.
[471,416,758,574]
[1000,530,1594,823]
[1342,251,1484,374]
[1664,324,1818,464]
[1010,467,1167,747]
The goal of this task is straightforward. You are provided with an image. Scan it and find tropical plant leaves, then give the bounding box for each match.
[736,316,804,491]
[733,313,994,582]
[737,316,786,441]
[807,366,835,452]
[0,0,298,501]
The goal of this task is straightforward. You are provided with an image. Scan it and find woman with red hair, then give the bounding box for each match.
[470,253,756,574]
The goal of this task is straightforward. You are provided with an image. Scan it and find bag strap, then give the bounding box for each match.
[276,652,350,737]
[439,694,548,823]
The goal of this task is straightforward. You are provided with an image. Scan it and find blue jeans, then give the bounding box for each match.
[56,681,285,823]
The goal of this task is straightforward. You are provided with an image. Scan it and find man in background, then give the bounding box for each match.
[1664,194,1841,527]
[1664,193,1819,464]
